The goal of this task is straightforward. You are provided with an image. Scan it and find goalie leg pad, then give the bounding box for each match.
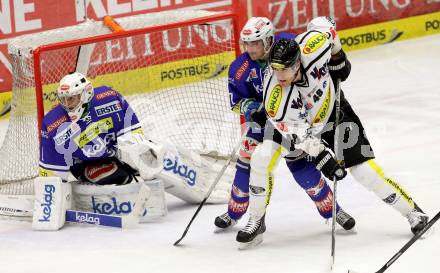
[72,178,167,222]
[159,149,233,204]
[32,177,72,231]
[286,158,339,219]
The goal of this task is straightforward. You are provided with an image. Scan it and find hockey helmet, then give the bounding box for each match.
[240,17,274,53]
[57,72,93,117]
[269,38,301,71]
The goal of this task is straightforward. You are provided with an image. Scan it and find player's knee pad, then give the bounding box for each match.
[72,178,167,222]
[32,176,72,230]
[350,160,414,215]
[70,158,135,185]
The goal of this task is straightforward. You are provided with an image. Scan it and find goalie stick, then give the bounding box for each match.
[348,210,440,273]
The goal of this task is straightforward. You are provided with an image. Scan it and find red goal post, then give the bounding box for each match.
[33,10,241,138]
[0,9,242,203]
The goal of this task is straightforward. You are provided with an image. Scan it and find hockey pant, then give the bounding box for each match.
[228,126,341,220]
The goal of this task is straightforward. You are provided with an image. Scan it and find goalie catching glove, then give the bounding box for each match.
[117,132,165,180]
[117,133,232,204]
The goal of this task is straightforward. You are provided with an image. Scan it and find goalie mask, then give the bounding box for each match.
[240,17,274,55]
[57,72,93,121]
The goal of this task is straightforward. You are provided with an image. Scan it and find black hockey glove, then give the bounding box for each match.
[328,50,351,82]
[313,149,347,181]
[249,109,267,128]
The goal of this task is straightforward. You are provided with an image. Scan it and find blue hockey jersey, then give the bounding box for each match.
[39,86,142,181]
[228,32,297,113]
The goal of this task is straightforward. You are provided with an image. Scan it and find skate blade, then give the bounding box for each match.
[238,234,263,250]
[213,223,237,233]
[214,226,232,233]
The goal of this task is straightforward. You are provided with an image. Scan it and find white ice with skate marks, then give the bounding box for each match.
[1,34,440,273]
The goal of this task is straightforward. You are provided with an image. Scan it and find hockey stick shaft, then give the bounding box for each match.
[174,121,252,246]
[331,78,342,268]
[374,210,440,273]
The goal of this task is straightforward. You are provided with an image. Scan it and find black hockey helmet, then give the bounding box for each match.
[269,38,301,70]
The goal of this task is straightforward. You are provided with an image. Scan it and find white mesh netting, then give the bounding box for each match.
[0,10,240,197]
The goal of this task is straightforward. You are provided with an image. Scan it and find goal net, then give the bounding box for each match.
[0,10,241,205]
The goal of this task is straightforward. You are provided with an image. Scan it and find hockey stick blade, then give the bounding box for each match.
[173,197,208,246]
[348,210,440,273]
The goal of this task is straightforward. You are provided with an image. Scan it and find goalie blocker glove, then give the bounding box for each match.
[328,50,351,82]
[313,149,347,181]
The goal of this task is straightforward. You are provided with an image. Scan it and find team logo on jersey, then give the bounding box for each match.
[313,86,331,124]
[248,68,258,80]
[95,101,122,117]
[235,60,249,80]
[267,84,283,118]
[303,33,327,54]
[310,63,329,80]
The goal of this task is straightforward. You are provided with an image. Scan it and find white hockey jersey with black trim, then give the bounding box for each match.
[263,23,339,131]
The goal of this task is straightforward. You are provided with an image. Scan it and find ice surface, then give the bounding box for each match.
[1,34,439,273]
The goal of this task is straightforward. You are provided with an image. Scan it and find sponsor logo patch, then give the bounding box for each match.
[96,90,117,100]
[228,199,249,214]
[235,60,249,80]
[315,191,333,213]
[95,101,122,117]
[85,162,117,182]
[303,33,327,54]
[313,86,331,123]
[53,123,81,145]
[267,84,282,118]
[38,184,56,222]
[47,115,68,133]
[74,117,114,148]
[383,193,398,204]
[163,156,197,186]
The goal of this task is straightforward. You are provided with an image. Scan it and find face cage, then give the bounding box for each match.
[58,92,85,113]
